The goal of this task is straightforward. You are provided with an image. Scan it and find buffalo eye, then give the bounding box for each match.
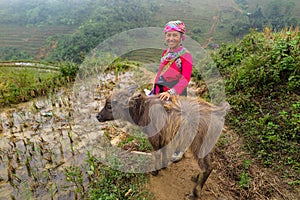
[105,104,112,110]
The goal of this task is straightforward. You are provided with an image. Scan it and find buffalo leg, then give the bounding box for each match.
[190,154,212,198]
[149,135,163,175]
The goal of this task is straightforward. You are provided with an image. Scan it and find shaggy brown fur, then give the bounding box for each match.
[96,86,229,199]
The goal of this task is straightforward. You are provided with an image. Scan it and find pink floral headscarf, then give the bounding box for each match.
[164,20,186,40]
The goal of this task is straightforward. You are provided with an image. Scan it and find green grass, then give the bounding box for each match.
[0,66,58,106]
[87,163,151,200]
[0,62,78,107]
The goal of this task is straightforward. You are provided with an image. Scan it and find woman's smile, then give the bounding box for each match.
[165,31,182,49]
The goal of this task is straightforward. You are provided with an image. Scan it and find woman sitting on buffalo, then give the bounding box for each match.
[149,20,193,161]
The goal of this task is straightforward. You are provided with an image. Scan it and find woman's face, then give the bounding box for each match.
[165,31,182,49]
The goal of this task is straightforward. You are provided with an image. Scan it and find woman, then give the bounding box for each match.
[150,20,193,162]
[150,20,193,101]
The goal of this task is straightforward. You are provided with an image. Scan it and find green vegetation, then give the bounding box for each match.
[118,127,154,152]
[0,0,92,26]
[226,0,299,38]
[238,160,252,189]
[0,0,159,61]
[0,62,79,107]
[2,0,300,62]
[211,27,300,183]
[44,0,159,63]
[0,26,75,60]
[63,132,152,200]
[0,47,33,61]
[88,163,150,200]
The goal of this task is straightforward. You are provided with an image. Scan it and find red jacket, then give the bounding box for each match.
[153,46,193,95]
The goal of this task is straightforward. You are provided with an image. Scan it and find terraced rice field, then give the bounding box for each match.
[0,25,76,57]
[0,62,153,199]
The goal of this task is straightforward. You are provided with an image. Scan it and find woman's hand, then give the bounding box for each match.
[159,91,171,101]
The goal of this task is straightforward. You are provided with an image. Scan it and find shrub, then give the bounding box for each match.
[211,27,300,182]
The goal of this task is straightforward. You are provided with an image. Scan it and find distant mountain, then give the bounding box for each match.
[0,0,299,61]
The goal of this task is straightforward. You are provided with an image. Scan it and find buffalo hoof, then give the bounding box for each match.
[191,175,199,183]
[150,170,159,176]
[185,194,198,200]
[170,151,184,163]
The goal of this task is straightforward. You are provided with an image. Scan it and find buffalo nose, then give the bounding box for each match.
[96,113,102,121]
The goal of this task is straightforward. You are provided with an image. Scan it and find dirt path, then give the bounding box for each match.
[146,151,218,200]
[202,6,220,48]
[145,129,300,200]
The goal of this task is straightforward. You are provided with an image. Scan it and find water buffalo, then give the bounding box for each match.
[96,86,229,199]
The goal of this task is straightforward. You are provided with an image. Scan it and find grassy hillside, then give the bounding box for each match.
[153,0,300,44]
[211,27,300,184]
[0,26,76,60]
[152,0,243,44]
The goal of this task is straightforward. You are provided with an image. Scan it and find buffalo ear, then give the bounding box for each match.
[127,85,138,96]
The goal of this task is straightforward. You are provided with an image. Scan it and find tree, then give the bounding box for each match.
[263,0,297,30]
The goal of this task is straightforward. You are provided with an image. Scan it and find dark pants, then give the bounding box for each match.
[155,75,187,96]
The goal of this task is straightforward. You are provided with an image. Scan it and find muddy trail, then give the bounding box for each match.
[0,66,299,200]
